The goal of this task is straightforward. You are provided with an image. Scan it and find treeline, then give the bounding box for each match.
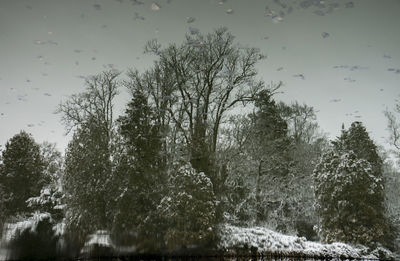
[0,28,399,258]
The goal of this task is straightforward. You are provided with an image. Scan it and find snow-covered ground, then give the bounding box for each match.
[218,224,385,260]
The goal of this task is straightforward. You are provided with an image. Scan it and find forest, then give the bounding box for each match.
[0,28,400,260]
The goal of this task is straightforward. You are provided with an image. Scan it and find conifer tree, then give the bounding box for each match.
[314,122,388,247]
[110,89,166,246]
[151,162,216,251]
[0,131,46,218]
[332,121,383,178]
[58,70,119,241]
[64,119,112,241]
[249,89,292,225]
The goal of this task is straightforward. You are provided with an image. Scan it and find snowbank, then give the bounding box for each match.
[218,224,380,260]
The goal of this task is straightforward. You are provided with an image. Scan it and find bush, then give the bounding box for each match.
[7,217,61,260]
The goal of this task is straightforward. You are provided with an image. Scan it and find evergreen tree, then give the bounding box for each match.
[314,151,386,246]
[314,122,388,247]
[249,89,292,225]
[149,162,216,252]
[0,131,47,218]
[64,120,112,242]
[332,121,383,178]
[110,89,166,246]
[58,70,119,242]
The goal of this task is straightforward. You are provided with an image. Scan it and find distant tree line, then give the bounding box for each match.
[0,27,399,258]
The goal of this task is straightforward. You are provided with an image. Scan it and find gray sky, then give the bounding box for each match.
[0,0,399,154]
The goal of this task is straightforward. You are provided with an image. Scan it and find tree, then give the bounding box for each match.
[58,70,119,241]
[0,131,47,218]
[380,149,400,252]
[313,150,386,246]
[333,122,383,178]
[57,70,119,138]
[278,101,322,145]
[64,120,112,242]
[149,162,216,251]
[216,89,298,231]
[110,89,166,246]
[40,142,64,186]
[217,114,258,226]
[384,100,400,161]
[248,89,292,226]
[130,27,268,196]
[279,102,329,238]
[314,122,388,247]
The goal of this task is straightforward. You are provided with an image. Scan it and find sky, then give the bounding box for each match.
[0,0,399,155]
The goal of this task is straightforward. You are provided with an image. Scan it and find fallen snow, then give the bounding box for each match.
[1,212,51,243]
[84,230,114,247]
[218,224,379,260]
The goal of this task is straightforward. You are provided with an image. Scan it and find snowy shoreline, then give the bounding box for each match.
[0,219,394,261]
[218,224,391,260]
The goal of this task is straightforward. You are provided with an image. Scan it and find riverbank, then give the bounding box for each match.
[0,220,395,261]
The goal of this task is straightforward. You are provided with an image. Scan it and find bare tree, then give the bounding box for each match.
[384,100,400,160]
[385,110,400,150]
[278,101,323,145]
[128,27,269,182]
[56,70,120,238]
[57,70,120,139]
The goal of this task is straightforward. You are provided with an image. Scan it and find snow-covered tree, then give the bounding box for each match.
[149,163,216,251]
[279,102,329,238]
[313,150,387,246]
[0,131,47,219]
[26,185,64,221]
[110,89,166,245]
[63,121,112,242]
[58,71,119,242]
[381,152,400,253]
[218,95,324,234]
[40,142,64,186]
[332,122,383,179]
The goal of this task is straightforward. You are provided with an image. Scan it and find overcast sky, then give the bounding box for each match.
[0,0,399,154]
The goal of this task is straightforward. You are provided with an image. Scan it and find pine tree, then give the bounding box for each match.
[110,90,166,246]
[314,122,388,247]
[0,131,47,218]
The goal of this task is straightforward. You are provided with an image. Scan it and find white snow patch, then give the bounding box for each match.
[80,230,115,255]
[1,212,51,243]
[218,224,379,260]
[85,230,113,247]
[52,220,66,236]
